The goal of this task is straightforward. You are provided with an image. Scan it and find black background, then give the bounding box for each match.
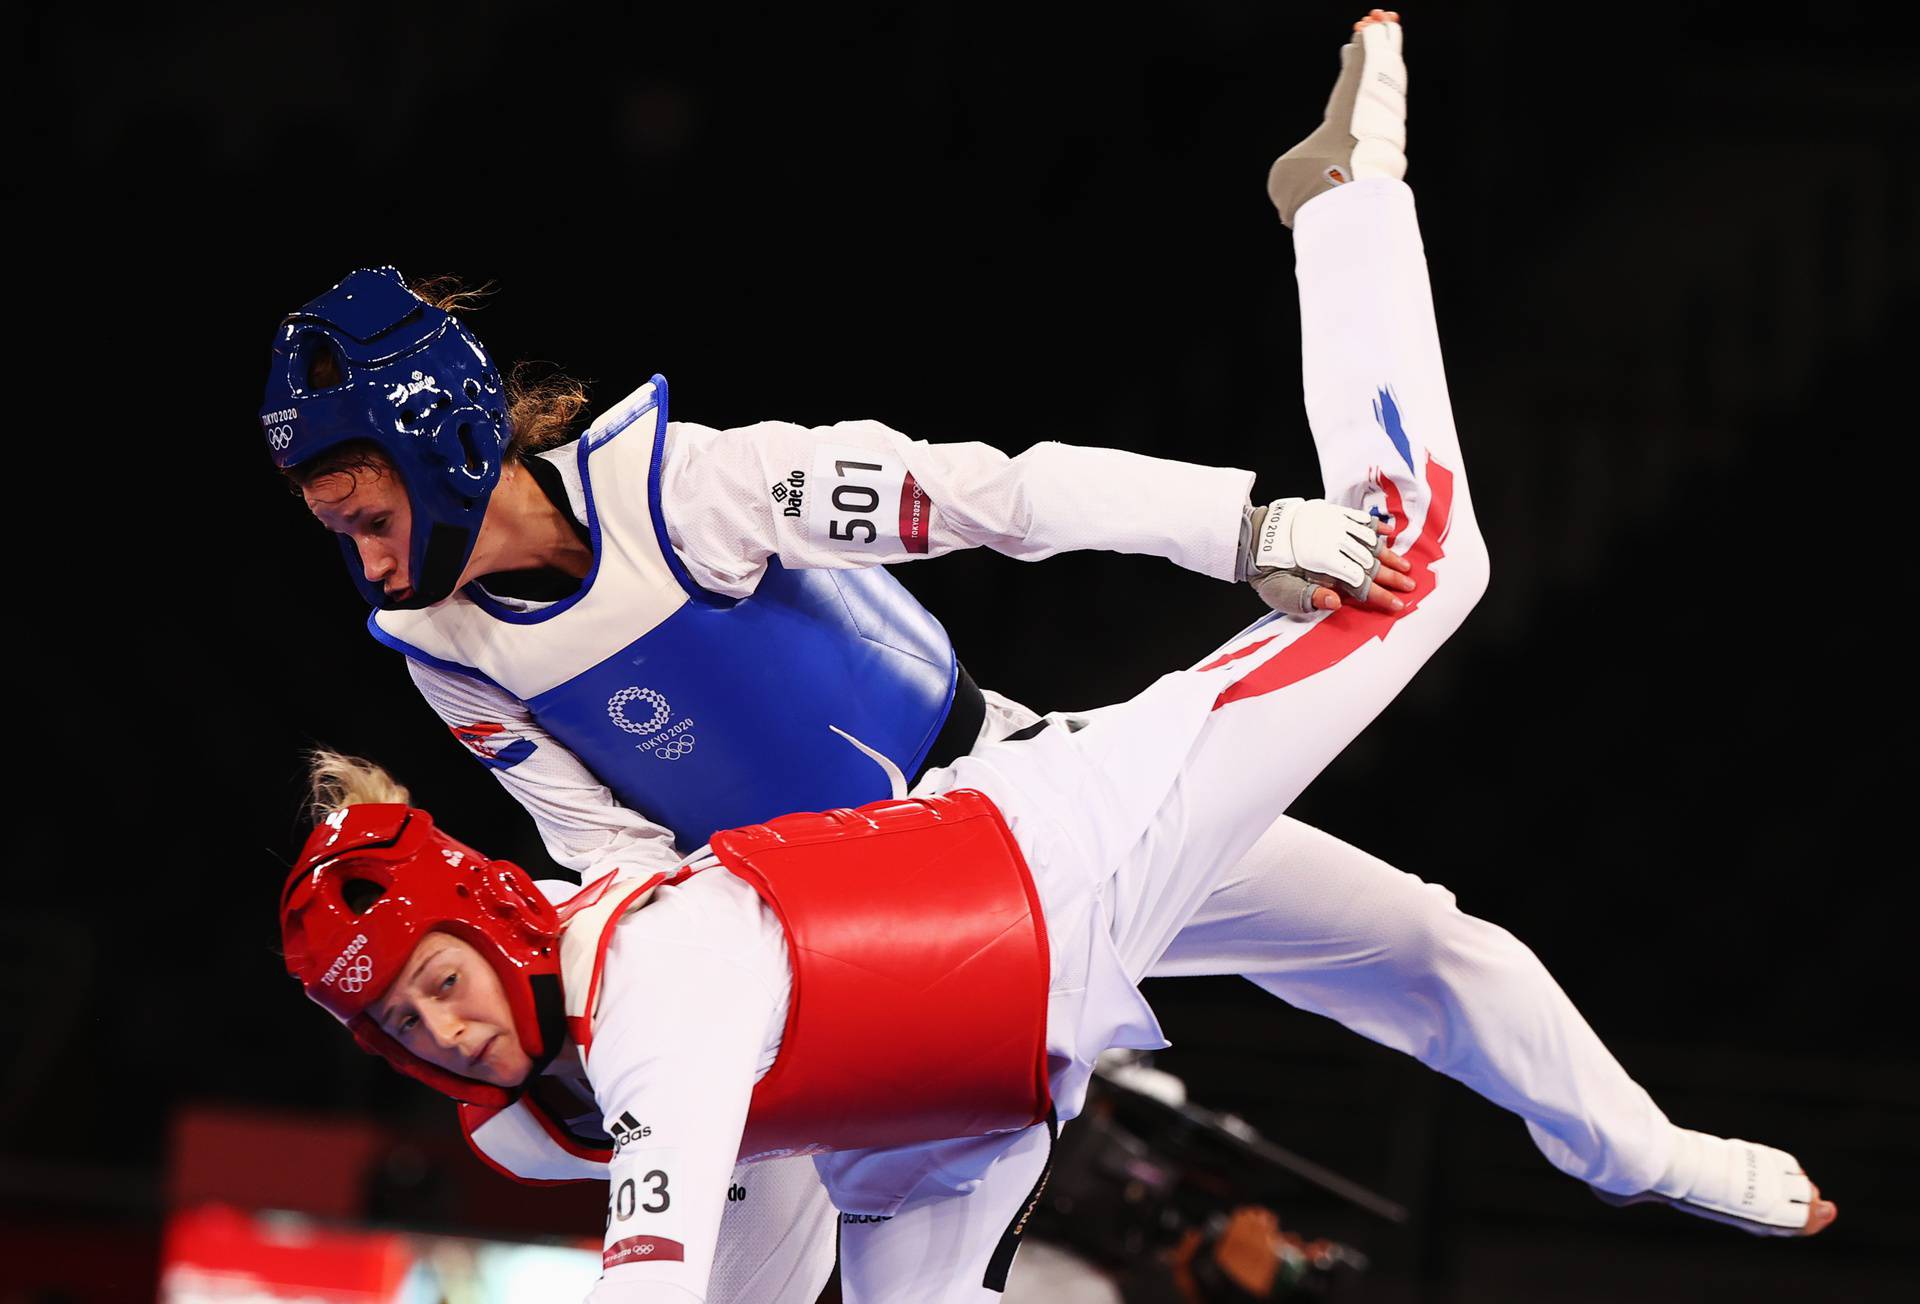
[10,2,1917,1301]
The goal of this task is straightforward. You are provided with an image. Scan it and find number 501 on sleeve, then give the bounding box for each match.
[806,444,931,554]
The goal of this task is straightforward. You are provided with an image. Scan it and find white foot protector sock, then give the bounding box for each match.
[1599,1128,1815,1236]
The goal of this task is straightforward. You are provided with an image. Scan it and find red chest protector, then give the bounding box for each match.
[458,790,1053,1183]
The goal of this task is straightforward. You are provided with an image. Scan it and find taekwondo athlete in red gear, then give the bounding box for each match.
[282,274,1831,1296]
[264,13,1833,1302]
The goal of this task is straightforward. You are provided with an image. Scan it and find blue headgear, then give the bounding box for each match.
[261,267,509,609]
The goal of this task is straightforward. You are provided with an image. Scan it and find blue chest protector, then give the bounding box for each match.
[369,377,961,850]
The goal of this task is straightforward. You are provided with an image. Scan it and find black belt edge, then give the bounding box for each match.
[981,1106,1059,1292]
[913,661,986,781]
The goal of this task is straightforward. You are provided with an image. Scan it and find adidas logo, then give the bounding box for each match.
[608,1112,652,1148]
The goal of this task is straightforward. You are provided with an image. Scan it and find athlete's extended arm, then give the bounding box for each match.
[404,660,687,880]
[658,417,1253,593]
[659,417,1411,612]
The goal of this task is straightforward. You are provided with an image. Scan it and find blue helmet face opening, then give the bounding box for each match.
[262,267,510,609]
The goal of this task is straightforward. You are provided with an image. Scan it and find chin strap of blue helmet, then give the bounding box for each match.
[261,267,510,608]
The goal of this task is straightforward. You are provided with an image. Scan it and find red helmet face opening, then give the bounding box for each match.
[281,804,566,1107]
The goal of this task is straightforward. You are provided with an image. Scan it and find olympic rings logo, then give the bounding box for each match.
[607,687,696,762]
[265,424,295,451]
[336,955,375,994]
[652,736,695,760]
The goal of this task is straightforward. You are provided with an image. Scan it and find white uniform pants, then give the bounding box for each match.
[840,179,1674,1304]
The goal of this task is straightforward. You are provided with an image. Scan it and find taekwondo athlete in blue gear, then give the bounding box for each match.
[262,267,978,851]
[366,378,968,850]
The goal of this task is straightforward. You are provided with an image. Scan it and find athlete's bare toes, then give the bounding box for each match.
[1803,1184,1838,1236]
[1354,9,1400,30]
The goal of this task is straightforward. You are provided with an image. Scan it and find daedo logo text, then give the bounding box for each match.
[770,470,806,518]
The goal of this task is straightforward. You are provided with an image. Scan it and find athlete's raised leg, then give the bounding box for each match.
[944,10,1488,1021]
[1154,817,1676,1195]
[1077,166,1493,968]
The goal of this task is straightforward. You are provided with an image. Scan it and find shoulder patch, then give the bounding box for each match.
[450,721,539,770]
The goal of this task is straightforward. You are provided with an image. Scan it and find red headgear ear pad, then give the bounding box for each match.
[281,804,565,1107]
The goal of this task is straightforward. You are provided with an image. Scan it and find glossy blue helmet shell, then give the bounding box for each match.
[261,267,509,609]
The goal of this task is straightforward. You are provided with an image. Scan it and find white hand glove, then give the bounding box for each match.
[1240,497,1383,612]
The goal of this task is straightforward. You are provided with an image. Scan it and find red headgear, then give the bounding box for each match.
[280,803,566,1107]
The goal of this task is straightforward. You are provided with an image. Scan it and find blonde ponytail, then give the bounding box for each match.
[306,749,412,824]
